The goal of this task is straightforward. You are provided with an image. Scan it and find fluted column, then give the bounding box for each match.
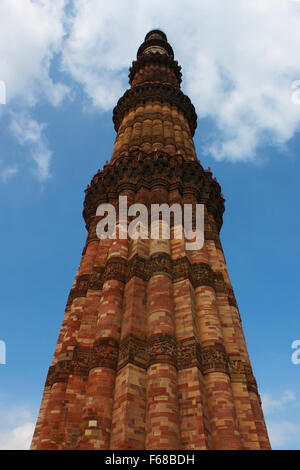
[77,197,130,448]
[145,217,180,450]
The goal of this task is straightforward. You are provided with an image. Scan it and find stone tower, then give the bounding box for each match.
[31,30,270,450]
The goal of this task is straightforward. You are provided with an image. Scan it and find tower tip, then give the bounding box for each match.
[145,30,168,42]
[138,29,173,58]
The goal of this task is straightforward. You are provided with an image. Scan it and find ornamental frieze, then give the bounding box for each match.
[228,356,258,395]
[118,334,148,370]
[66,274,91,307]
[88,268,105,290]
[148,334,177,367]
[45,362,70,387]
[200,344,229,374]
[126,255,147,282]
[45,358,89,388]
[89,338,119,371]
[103,257,127,283]
[228,355,250,382]
[244,363,258,394]
[45,338,260,399]
[83,150,224,232]
[172,257,192,283]
[177,338,201,370]
[66,270,105,307]
[227,287,238,308]
[192,263,215,289]
[148,252,173,279]
[214,272,228,294]
[67,255,237,308]
[228,357,245,376]
[75,274,91,295]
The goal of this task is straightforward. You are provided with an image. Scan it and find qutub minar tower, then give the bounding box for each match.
[31,30,270,450]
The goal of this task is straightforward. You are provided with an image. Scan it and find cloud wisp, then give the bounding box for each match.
[2,0,300,182]
[261,390,300,449]
[10,112,52,181]
[261,390,296,415]
[0,404,35,450]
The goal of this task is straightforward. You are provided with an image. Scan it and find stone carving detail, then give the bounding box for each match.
[148,334,177,367]
[71,345,90,377]
[177,338,201,370]
[118,334,148,370]
[201,344,229,374]
[45,361,71,387]
[173,257,192,283]
[66,274,91,307]
[192,263,215,289]
[45,346,90,387]
[89,338,119,371]
[75,274,91,295]
[228,356,245,375]
[103,258,127,283]
[83,150,224,233]
[126,255,147,282]
[244,364,258,394]
[66,255,238,318]
[88,268,105,290]
[45,337,260,400]
[66,270,105,307]
[148,252,173,279]
[214,272,227,294]
[228,355,258,394]
[227,287,238,308]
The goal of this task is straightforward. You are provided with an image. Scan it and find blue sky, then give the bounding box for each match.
[0,0,300,449]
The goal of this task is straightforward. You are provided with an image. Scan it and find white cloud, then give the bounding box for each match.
[261,391,300,449]
[266,420,300,449]
[0,422,34,450]
[10,112,52,181]
[0,0,69,106]
[0,165,18,182]
[62,0,300,161]
[0,0,70,182]
[0,405,35,450]
[261,390,296,414]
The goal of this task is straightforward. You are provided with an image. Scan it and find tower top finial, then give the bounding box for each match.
[137,29,173,59]
[144,30,168,42]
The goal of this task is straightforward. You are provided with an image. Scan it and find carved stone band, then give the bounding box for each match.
[46,336,258,399]
[67,255,238,311]
[83,150,224,232]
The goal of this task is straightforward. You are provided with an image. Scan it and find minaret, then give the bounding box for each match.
[31,30,271,450]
